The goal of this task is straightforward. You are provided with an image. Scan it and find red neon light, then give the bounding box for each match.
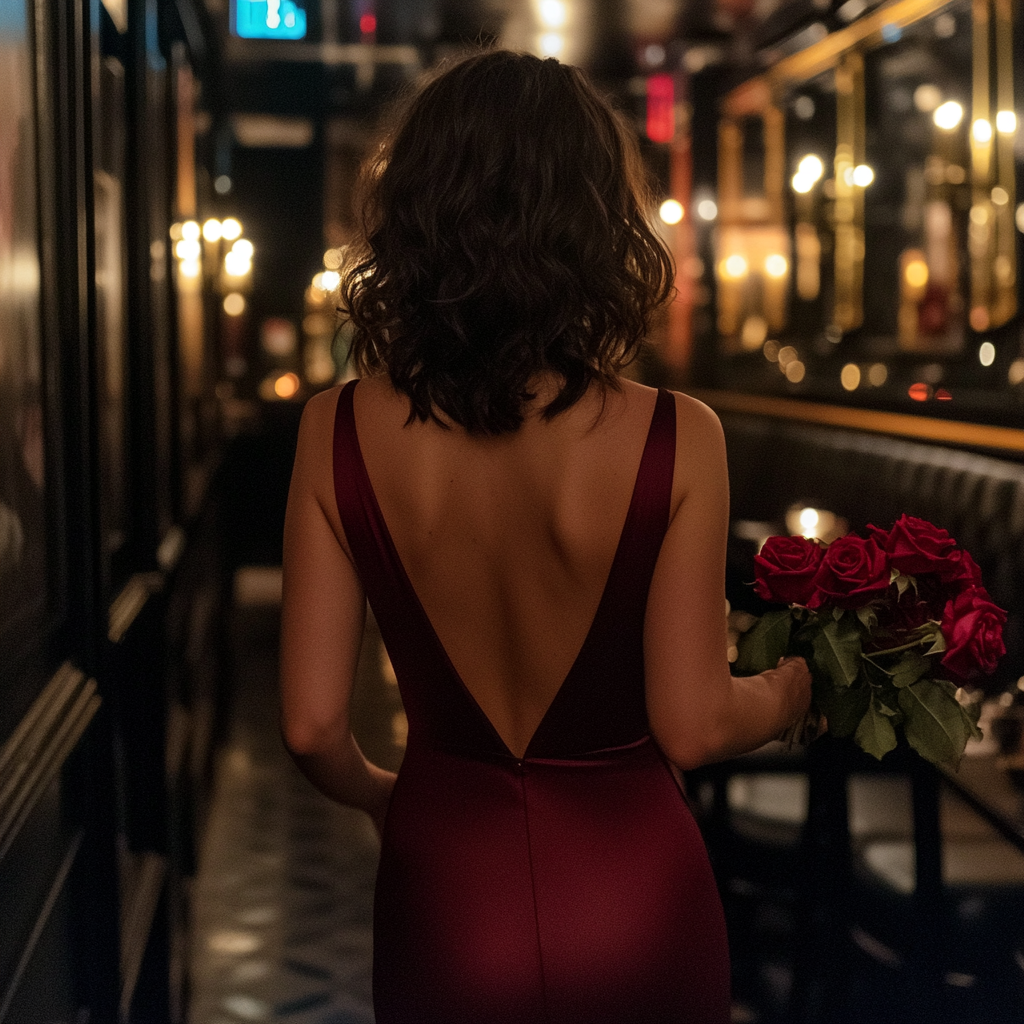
[935,388,952,400]
[647,74,675,143]
[908,382,931,402]
[360,13,377,34]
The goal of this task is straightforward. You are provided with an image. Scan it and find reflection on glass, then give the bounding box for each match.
[95,54,128,568]
[717,83,788,352]
[0,2,47,659]
[784,70,838,341]
[861,1,975,353]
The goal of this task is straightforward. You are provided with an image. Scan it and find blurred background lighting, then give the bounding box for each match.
[323,248,343,270]
[181,220,201,241]
[312,272,325,290]
[851,164,874,187]
[763,340,780,362]
[175,238,201,261]
[1008,359,1024,385]
[797,154,824,183]
[223,292,246,316]
[202,219,222,242]
[933,101,964,129]
[777,345,798,367]
[913,84,941,112]
[644,44,666,67]
[991,186,1009,205]
[798,507,819,536]
[841,363,861,390]
[274,372,300,399]
[996,110,1017,134]
[904,259,929,288]
[659,199,684,224]
[868,363,888,386]
[723,254,748,279]
[214,175,232,194]
[697,199,718,221]
[169,222,183,240]
[179,258,201,278]
[221,218,242,241]
[793,95,815,119]
[232,238,254,259]
[538,0,567,27]
[792,173,814,194]
[320,270,341,292]
[978,341,996,367]
[225,250,252,276]
[359,13,376,34]
[1014,203,1024,232]
[764,254,788,278]
[908,382,931,401]
[646,74,674,143]
[972,119,993,143]
[784,360,806,383]
[539,32,563,56]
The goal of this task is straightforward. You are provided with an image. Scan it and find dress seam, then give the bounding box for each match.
[520,773,550,1024]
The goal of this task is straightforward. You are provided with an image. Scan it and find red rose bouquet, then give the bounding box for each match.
[735,515,1005,767]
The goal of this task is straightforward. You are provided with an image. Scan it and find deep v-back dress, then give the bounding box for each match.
[333,379,730,1024]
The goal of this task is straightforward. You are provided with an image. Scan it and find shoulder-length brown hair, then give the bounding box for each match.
[340,50,674,434]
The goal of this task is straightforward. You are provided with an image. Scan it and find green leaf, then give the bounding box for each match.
[924,629,946,656]
[855,696,899,760]
[817,681,871,738]
[734,609,793,674]
[895,574,911,598]
[856,606,878,632]
[811,614,862,688]
[898,677,979,768]
[890,652,932,688]
[833,606,845,622]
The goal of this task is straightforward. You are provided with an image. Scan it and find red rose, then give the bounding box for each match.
[941,586,1007,681]
[939,548,983,591]
[808,534,891,609]
[753,535,824,605]
[877,514,959,576]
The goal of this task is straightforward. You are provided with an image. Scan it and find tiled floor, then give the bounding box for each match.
[189,567,405,1024]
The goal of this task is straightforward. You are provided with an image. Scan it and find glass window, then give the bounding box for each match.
[0,1,48,678]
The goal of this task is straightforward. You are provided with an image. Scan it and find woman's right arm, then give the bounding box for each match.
[643,394,811,771]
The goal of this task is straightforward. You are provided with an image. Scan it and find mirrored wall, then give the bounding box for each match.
[705,0,1022,425]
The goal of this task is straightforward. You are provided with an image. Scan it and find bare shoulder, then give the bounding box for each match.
[299,381,346,441]
[290,384,350,544]
[662,390,727,514]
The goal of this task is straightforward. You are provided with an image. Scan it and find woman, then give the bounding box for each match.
[280,50,811,1024]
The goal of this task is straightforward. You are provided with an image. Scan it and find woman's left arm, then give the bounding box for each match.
[280,388,396,836]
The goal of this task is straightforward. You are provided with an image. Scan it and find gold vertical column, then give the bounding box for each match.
[717,118,743,339]
[834,51,864,332]
[970,0,994,328]
[763,102,789,332]
[992,0,1017,326]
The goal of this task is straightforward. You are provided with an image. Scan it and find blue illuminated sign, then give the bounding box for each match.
[233,0,307,39]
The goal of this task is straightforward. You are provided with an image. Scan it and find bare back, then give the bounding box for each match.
[303,374,704,758]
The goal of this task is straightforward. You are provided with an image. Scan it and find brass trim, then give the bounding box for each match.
[120,851,168,1018]
[0,832,83,1022]
[0,664,100,864]
[686,389,1024,453]
[741,0,959,91]
[108,571,163,644]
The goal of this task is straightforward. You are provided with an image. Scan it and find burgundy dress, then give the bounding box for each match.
[333,379,730,1024]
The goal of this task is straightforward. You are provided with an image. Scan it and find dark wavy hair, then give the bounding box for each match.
[340,50,674,434]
